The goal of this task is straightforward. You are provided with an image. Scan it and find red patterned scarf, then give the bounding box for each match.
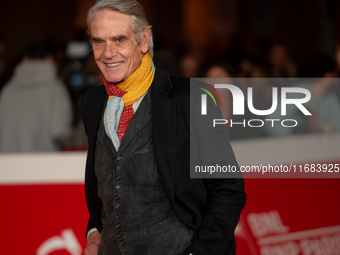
[102,53,155,141]
[103,76,134,142]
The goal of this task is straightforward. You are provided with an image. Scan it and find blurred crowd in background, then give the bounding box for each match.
[0,0,340,153]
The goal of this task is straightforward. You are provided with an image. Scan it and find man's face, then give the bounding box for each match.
[90,9,149,83]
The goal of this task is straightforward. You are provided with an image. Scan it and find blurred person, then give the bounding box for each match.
[305,55,340,135]
[205,63,269,140]
[238,57,254,78]
[249,65,274,113]
[205,62,235,78]
[64,55,103,150]
[251,64,269,78]
[179,53,201,78]
[205,62,234,122]
[265,55,340,137]
[268,43,298,78]
[0,42,72,152]
[82,1,246,255]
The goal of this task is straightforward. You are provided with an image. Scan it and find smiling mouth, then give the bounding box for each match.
[106,62,123,67]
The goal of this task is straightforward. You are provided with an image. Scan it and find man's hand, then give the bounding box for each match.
[84,231,101,255]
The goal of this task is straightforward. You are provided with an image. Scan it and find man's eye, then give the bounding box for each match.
[93,39,102,44]
[116,37,126,43]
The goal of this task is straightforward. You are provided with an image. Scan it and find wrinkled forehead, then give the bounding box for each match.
[89,8,134,35]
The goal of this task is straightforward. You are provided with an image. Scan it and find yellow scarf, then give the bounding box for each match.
[108,52,155,107]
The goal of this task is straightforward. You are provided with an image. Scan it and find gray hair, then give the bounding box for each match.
[87,0,154,57]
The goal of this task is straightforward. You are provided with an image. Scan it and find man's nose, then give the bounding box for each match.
[103,42,117,59]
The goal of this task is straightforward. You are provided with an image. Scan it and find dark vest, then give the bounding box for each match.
[95,92,193,255]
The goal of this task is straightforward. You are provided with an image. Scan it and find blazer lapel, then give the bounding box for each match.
[118,92,152,154]
[151,68,176,199]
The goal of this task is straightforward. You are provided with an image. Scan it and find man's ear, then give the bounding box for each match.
[141,28,150,54]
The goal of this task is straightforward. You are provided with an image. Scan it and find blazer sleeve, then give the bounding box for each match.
[189,83,246,255]
[81,87,106,237]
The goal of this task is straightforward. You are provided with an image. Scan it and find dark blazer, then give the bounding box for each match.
[81,67,246,255]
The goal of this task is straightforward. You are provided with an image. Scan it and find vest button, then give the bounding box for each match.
[117,232,123,237]
[115,185,120,190]
[119,240,124,246]
[115,204,121,209]
[116,214,121,220]
[117,156,123,161]
[115,224,121,229]
[114,195,120,200]
[115,176,122,181]
[116,166,121,171]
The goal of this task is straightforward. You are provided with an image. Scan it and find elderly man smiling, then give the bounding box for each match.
[82,1,246,255]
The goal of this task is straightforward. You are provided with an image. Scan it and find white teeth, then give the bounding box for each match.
[106,62,122,67]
